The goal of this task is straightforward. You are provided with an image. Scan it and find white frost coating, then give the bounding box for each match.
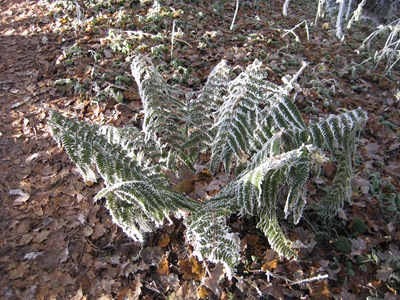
[187,214,241,279]
[336,0,346,39]
[283,0,290,17]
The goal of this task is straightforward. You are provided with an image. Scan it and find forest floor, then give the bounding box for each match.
[0,0,399,299]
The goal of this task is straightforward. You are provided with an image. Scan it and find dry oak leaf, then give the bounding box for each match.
[8,262,30,280]
[203,263,225,297]
[157,255,170,275]
[179,256,205,281]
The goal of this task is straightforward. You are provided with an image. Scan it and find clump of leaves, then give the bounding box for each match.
[48,54,367,277]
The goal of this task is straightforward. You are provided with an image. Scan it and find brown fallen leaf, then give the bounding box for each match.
[8,261,30,280]
[198,285,209,299]
[157,233,171,248]
[261,259,278,272]
[203,263,225,296]
[309,280,332,299]
[179,256,205,281]
[157,255,170,275]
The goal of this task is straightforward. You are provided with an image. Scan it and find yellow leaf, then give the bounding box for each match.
[157,255,170,275]
[198,285,209,299]
[178,256,205,281]
[190,256,205,277]
[261,259,278,271]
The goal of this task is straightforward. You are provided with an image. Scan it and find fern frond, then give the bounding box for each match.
[210,60,268,172]
[284,163,310,223]
[186,59,232,146]
[104,193,153,242]
[185,204,240,279]
[268,97,307,131]
[131,54,187,151]
[257,215,297,259]
[208,60,308,173]
[49,113,99,182]
[96,123,161,166]
[308,108,367,151]
[49,111,197,242]
[306,109,367,218]
[316,151,353,218]
[234,145,315,257]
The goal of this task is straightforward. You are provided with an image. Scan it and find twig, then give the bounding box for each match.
[230,0,240,31]
[74,1,85,28]
[347,0,366,30]
[281,20,310,43]
[345,0,354,20]
[360,18,400,73]
[335,0,346,39]
[289,274,329,285]
[264,270,329,285]
[314,0,324,27]
[171,19,176,60]
[174,38,192,48]
[283,0,290,17]
[291,61,309,83]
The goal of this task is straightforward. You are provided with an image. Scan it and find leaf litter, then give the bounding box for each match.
[0,0,399,299]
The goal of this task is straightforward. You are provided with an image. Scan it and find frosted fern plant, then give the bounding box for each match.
[48,54,367,278]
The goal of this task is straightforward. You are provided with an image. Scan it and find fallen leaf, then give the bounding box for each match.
[173,179,194,194]
[350,237,367,256]
[8,262,30,280]
[33,229,51,243]
[82,225,94,237]
[104,49,112,58]
[203,263,225,296]
[309,280,332,299]
[376,263,393,282]
[157,255,170,275]
[261,259,278,272]
[179,256,205,281]
[198,285,209,299]
[157,233,171,248]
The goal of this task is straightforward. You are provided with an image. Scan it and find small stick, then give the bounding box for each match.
[171,19,176,59]
[230,0,240,31]
[283,0,290,17]
[289,274,329,285]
